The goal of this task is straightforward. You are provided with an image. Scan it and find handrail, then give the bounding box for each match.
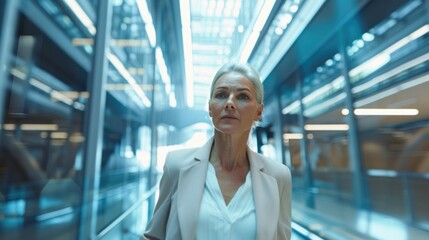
[95,183,158,240]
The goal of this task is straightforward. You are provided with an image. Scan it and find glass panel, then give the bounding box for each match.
[302,52,352,199]
[349,0,429,230]
[1,0,93,238]
[94,0,154,235]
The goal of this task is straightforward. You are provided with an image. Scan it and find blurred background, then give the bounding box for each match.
[0,0,428,239]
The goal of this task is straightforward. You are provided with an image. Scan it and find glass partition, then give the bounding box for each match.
[0,1,159,239]
[347,0,429,229]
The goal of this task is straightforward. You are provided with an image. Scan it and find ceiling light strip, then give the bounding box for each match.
[136,0,157,47]
[63,0,96,35]
[108,53,151,107]
[239,0,276,63]
[282,25,429,115]
[260,0,325,81]
[180,0,194,107]
[304,124,349,131]
[342,108,419,116]
[155,47,171,91]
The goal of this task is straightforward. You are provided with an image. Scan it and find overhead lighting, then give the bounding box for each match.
[353,47,429,95]
[180,0,194,107]
[259,0,325,81]
[2,124,16,130]
[136,0,156,47]
[367,169,398,177]
[302,76,344,104]
[350,24,429,82]
[354,56,429,108]
[63,0,96,35]
[37,207,74,221]
[304,92,346,117]
[155,47,172,93]
[239,0,276,63]
[21,124,59,131]
[283,133,303,140]
[30,78,52,94]
[300,25,429,115]
[72,38,149,47]
[108,53,151,107]
[304,124,349,131]
[169,92,177,108]
[70,133,85,143]
[342,108,419,116]
[282,100,300,115]
[51,90,74,105]
[49,132,68,139]
[10,68,27,80]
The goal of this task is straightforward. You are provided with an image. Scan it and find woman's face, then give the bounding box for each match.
[209,72,263,135]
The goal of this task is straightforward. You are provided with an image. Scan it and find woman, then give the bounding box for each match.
[143,63,291,240]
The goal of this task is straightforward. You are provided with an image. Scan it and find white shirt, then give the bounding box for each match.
[196,163,257,240]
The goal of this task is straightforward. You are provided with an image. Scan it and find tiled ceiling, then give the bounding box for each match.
[187,0,266,110]
[183,0,316,111]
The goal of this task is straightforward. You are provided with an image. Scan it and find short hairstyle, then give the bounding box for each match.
[209,62,264,105]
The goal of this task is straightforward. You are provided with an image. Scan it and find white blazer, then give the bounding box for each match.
[143,137,292,240]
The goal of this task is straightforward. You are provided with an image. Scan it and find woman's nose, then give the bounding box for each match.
[225,95,236,109]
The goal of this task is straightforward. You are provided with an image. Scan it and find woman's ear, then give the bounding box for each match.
[254,103,264,121]
[208,100,212,117]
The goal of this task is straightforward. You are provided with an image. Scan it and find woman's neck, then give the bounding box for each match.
[210,133,249,171]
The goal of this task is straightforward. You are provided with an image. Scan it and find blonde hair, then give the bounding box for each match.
[209,62,264,105]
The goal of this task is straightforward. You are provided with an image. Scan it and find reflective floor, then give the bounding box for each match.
[292,193,429,240]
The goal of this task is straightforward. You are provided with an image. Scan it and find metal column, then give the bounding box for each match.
[273,90,286,165]
[79,0,112,239]
[0,0,20,145]
[338,33,369,209]
[298,79,315,208]
[147,47,157,221]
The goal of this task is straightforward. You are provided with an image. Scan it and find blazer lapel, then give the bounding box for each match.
[248,149,279,240]
[177,138,213,240]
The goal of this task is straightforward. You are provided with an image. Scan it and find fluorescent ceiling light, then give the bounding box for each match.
[286,24,429,116]
[302,76,344,104]
[30,78,52,94]
[282,100,300,114]
[355,61,429,108]
[37,207,74,221]
[51,90,74,105]
[304,92,346,117]
[352,49,429,94]
[283,133,303,140]
[21,124,59,131]
[50,132,69,139]
[63,0,96,35]
[2,124,16,130]
[137,0,156,47]
[239,0,276,63]
[108,53,151,107]
[367,169,398,177]
[72,38,149,47]
[10,68,27,80]
[240,31,260,63]
[180,0,194,107]
[169,91,177,108]
[341,108,419,116]
[350,24,429,84]
[304,124,349,131]
[155,47,171,92]
[260,0,325,81]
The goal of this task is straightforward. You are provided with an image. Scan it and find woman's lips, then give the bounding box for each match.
[221,115,238,120]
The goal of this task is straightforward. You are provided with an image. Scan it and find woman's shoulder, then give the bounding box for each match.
[255,152,291,180]
[164,146,202,169]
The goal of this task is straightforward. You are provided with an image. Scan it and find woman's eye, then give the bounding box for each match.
[237,94,250,100]
[214,92,227,98]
